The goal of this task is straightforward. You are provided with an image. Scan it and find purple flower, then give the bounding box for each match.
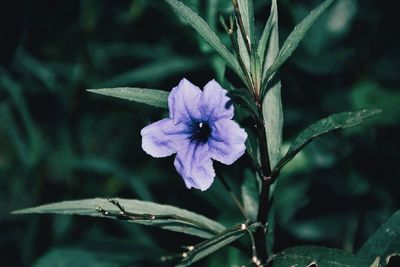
[141,78,247,191]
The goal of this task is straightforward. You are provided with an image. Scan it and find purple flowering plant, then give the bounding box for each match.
[14,0,385,266]
[141,78,247,191]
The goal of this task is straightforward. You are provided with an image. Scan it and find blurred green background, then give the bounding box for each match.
[0,0,399,266]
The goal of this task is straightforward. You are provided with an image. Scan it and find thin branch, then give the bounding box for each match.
[95,199,220,236]
[178,221,260,265]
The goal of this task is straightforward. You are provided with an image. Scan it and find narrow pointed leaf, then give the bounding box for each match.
[236,21,251,74]
[263,81,283,169]
[358,209,400,266]
[262,0,284,169]
[272,246,370,267]
[176,222,260,267]
[164,0,245,82]
[241,174,259,220]
[257,8,273,67]
[237,0,255,45]
[13,198,225,239]
[263,0,335,84]
[228,88,259,119]
[235,0,255,76]
[370,257,381,267]
[272,109,382,176]
[93,57,201,88]
[32,248,141,267]
[87,87,169,109]
[262,0,279,79]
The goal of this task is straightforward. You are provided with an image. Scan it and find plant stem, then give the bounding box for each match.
[254,106,272,264]
[229,0,273,262]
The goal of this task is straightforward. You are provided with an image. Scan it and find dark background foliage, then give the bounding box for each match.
[0,0,399,266]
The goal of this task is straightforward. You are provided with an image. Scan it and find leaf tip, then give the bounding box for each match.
[11,209,28,215]
[372,108,383,114]
[361,108,383,118]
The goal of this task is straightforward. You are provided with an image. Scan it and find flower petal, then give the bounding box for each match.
[141,118,190,158]
[199,79,234,122]
[168,78,202,125]
[174,141,215,191]
[209,119,247,165]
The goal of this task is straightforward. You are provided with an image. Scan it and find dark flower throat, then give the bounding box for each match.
[191,121,211,143]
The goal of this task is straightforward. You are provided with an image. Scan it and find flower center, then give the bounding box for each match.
[191,121,212,143]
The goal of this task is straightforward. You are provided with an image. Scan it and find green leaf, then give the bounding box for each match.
[70,156,154,201]
[235,0,255,75]
[273,173,311,224]
[0,104,30,166]
[272,246,370,267]
[228,88,259,119]
[263,82,283,170]
[257,6,273,67]
[244,133,262,175]
[87,87,169,109]
[272,109,382,176]
[32,248,136,267]
[204,246,247,267]
[236,20,251,73]
[261,0,279,78]
[261,0,284,169]
[164,0,246,82]
[358,209,400,266]
[14,49,57,91]
[93,57,201,88]
[241,172,259,220]
[176,222,260,267]
[262,0,335,87]
[13,198,225,239]
[236,0,255,46]
[32,237,158,267]
[370,257,381,267]
[0,69,43,167]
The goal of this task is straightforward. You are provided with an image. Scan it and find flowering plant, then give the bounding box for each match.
[142,78,247,191]
[12,0,398,266]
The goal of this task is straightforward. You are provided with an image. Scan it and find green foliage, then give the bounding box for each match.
[235,0,255,76]
[13,198,225,239]
[262,84,283,170]
[241,173,259,220]
[358,210,400,266]
[164,0,246,83]
[176,222,260,267]
[236,17,251,74]
[1,0,399,266]
[257,6,273,68]
[272,109,382,176]
[0,70,43,167]
[93,56,203,88]
[272,246,370,266]
[32,248,130,267]
[236,0,255,46]
[228,89,259,119]
[260,0,279,84]
[262,0,335,94]
[261,0,283,170]
[87,88,169,109]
